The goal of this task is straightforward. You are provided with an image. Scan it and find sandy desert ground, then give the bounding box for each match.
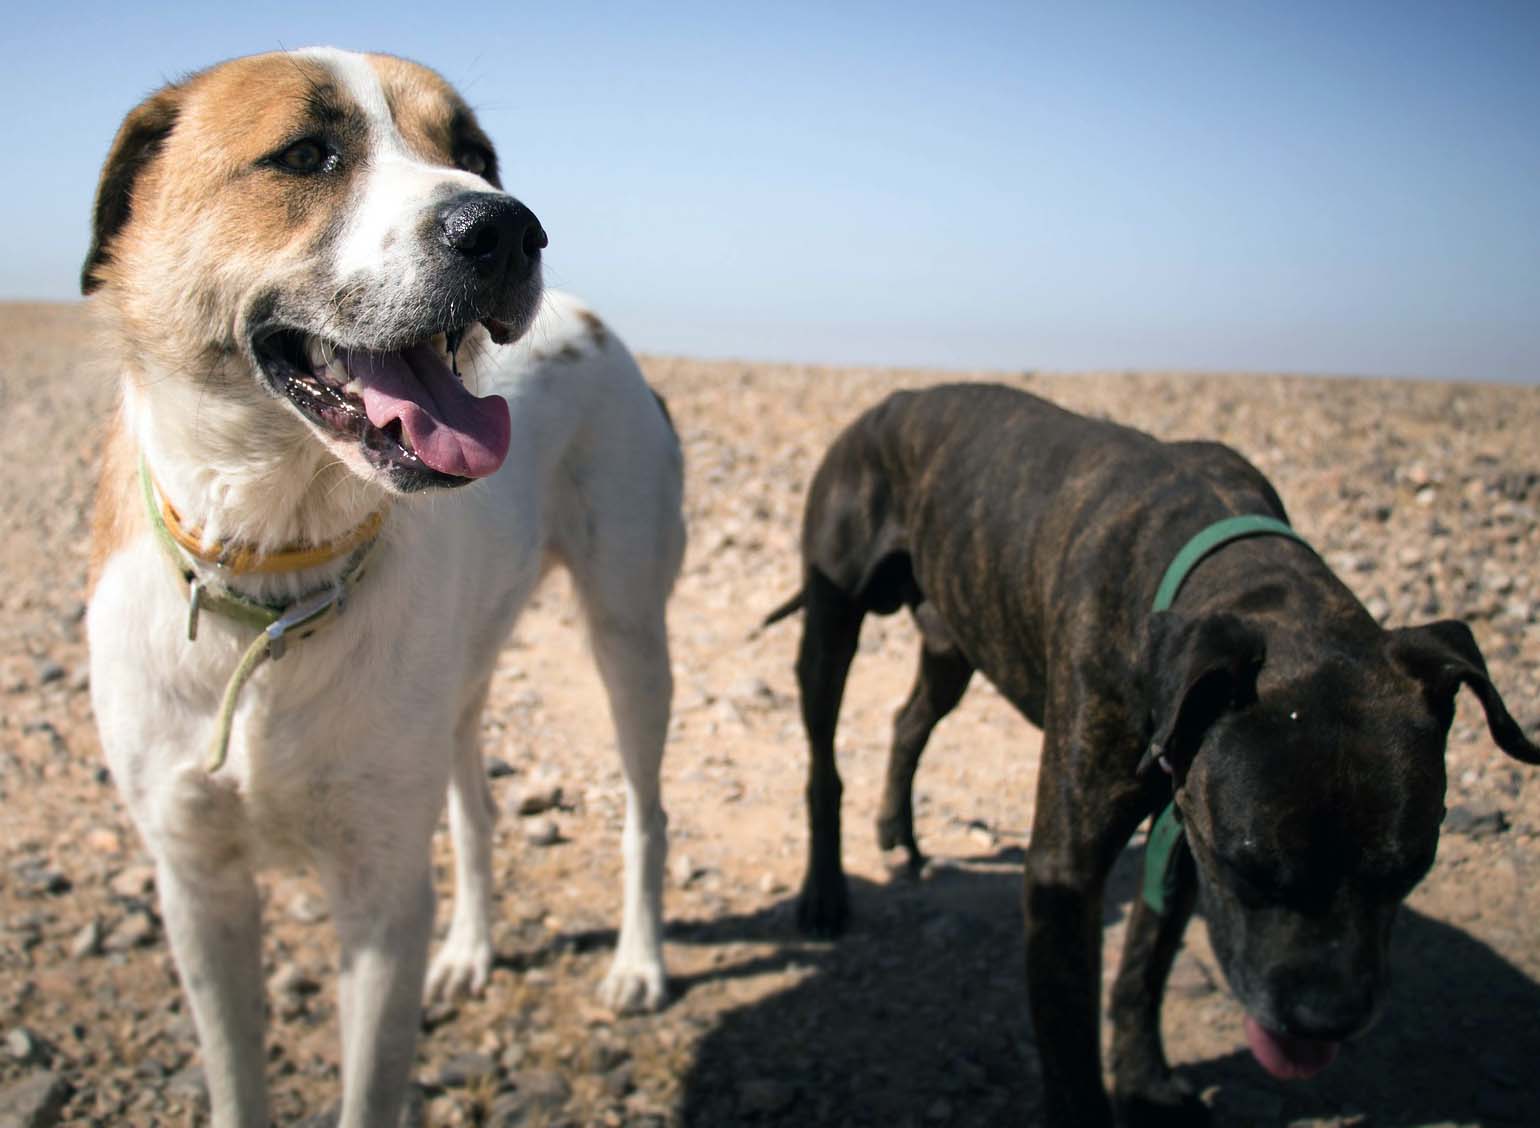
[2,300,1539,1126]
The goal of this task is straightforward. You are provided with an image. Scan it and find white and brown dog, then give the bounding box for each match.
[83,48,684,1126]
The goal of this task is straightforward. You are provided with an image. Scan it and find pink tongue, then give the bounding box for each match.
[1244,1016,1339,1081]
[340,343,510,479]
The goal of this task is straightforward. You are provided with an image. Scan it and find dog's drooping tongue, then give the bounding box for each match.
[341,343,510,478]
[1244,1016,1339,1081]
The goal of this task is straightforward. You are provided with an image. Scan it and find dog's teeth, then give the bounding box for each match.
[306,338,328,371]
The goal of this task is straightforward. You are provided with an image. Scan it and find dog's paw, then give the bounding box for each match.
[597,957,668,1014]
[423,932,493,1004]
[796,874,850,937]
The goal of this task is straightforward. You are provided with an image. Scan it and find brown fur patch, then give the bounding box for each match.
[578,309,609,349]
[88,52,372,372]
[88,405,145,598]
[368,54,500,186]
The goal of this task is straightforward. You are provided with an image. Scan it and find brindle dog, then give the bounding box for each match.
[767,383,1539,1127]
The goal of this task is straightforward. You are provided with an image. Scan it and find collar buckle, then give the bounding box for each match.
[264,583,345,661]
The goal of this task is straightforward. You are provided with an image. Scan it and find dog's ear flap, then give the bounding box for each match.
[1388,619,1540,765]
[1138,612,1267,779]
[81,85,184,296]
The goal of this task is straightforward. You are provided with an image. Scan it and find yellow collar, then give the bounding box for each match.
[148,469,386,576]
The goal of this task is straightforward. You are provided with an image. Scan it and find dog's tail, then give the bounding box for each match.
[760,589,806,629]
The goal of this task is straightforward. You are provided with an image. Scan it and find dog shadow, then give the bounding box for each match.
[645,845,1540,1126]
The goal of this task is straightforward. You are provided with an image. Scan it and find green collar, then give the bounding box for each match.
[1141,514,1311,914]
[139,457,380,772]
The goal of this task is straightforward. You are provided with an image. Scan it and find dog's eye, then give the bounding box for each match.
[455,145,491,178]
[275,139,332,175]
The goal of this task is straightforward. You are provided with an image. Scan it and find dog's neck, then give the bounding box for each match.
[125,367,389,598]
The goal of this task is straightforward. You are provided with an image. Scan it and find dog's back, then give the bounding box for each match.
[796,382,1285,711]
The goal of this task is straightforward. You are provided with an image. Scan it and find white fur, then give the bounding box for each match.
[89,51,684,1128]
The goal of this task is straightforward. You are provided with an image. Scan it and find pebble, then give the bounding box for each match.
[427,1051,498,1089]
[513,780,563,816]
[287,891,329,924]
[1444,802,1508,839]
[0,1071,70,1128]
[68,920,102,960]
[486,1069,571,1126]
[523,818,561,847]
[108,865,156,899]
[101,910,158,952]
[671,853,703,888]
[5,1028,39,1064]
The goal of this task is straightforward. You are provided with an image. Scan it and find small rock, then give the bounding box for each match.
[511,689,543,711]
[726,676,776,711]
[84,827,122,855]
[68,920,102,960]
[1444,802,1508,839]
[427,1051,498,1089]
[108,865,156,899]
[523,818,561,847]
[269,961,321,998]
[486,757,515,779]
[5,1028,39,1064]
[287,891,329,925]
[598,1062,635,1100]
[487,1069,571,1126]
[581,1041,630,1075]
[102,910,158,952]
[35,661,65,686]
[514,781,563,817]
[0,1070,70,1128]
[671,853,702,888]
[757,872,783,895]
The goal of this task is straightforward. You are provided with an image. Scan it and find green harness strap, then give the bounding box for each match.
[140,458,378,773]
[1141,514,1312,914]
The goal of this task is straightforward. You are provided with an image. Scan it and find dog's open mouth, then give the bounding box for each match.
[255,322,513,482]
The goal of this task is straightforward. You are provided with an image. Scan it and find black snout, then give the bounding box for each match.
[1272,973,1378,1042]
[440,194,546,281]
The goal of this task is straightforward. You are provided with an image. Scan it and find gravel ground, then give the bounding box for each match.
[2,300,1538,1126]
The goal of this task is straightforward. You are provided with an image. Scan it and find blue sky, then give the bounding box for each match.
[4,1,1537,381]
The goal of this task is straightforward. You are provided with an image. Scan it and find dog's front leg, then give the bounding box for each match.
[1024,734,1149,1128]
[325,854,435,1127]
[1109,847,1208,1127]
[157,851,269,1127]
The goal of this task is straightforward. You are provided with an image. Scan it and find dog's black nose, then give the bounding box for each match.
[1276,979,1377,1042]
[440,194,546,280]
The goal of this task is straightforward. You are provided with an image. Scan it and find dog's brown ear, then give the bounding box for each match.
[1139,612,1267,779]
[1389,619,1540,765]
[81,85,184,295]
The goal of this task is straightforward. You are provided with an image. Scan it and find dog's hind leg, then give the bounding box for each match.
[583,600,674,1012]
[425,678,498,1003]
[795,568,865,936]
[877,603,973,874]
